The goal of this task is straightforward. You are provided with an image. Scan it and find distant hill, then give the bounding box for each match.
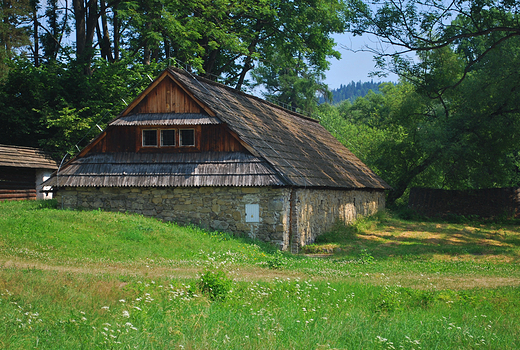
[320,81,382,104]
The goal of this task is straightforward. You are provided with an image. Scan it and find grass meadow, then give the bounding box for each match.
[1,199,519,349]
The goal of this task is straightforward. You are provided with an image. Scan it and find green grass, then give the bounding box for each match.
[1,200,519,349]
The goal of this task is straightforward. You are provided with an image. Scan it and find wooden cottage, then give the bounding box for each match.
[0,144,58,201]
[44,67,390,251]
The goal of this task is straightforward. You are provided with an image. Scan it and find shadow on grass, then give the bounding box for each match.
[305,211,520,261]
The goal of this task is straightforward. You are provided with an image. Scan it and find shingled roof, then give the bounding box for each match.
[163,67,389,189]
[0,144,58,170]
[49,152,283,187]
[46,68,389,190]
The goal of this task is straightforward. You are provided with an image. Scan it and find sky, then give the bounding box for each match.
[324,33,399,89]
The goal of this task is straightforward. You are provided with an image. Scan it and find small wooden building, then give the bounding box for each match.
[44,68,390,251]
[0,144,58,201]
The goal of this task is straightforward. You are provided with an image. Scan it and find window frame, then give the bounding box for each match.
[138,126,199,152]
[142,129,158,147]
[160,129,176,147]
[179,128,196,147]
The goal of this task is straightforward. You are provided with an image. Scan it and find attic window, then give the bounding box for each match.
[160,129,176,146]
[179,129,195,146]
[142,129,158,147]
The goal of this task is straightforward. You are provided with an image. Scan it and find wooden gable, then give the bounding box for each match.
[131,78,202,114]
[121,71,215,117]
[76,71,246,156]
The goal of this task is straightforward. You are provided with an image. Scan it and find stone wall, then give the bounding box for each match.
[56,186,292,249]
[56,186,385,252]
[291,188,385,252]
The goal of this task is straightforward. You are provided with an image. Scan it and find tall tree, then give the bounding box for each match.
[323,41,520,205]
[252,59,332,115]
[347,0,520,91]
[119,0,347,90]
[0,0,31,79]
[341,0,520,203]
[40,0,70,61]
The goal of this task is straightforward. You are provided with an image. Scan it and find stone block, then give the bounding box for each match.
[232,211,242,221]
[210,220,229,231]
[263,217,275,225]
[268,199,284,211]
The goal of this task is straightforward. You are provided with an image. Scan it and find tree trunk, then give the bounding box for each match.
[386,153,441,205]
[99,0,112,62]
[113,5,119,60]
[32,3,39,67]
[203,48,219,80]
[143,21,152,65]
[73,0,85,59]
[84,0,96,74]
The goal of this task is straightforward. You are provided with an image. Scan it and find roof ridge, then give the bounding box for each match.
[167,67,320,124]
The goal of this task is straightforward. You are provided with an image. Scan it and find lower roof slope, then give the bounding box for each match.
[46,152,284,187]
[168,68,390,190]
[0,144,58,170]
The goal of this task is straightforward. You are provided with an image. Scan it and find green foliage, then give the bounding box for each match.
[375,286,436,313]
[1,0,350,155]
[253,62,331,115]
[358,249,375,264]
[318,54,520,205]
[340,1,520,204]
[0,57,162,155]
[0,0,31,81]
[197,269,233,301]
[267,250,285,269]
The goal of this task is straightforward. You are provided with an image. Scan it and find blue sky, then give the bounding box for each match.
[324,33,398,89]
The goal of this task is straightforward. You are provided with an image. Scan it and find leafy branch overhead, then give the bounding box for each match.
[0,0,347,153]
[347,0,520,89]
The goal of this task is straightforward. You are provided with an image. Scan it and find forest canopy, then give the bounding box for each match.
[1,0,520,204]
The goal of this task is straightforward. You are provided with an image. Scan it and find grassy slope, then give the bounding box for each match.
[0,200,519,349]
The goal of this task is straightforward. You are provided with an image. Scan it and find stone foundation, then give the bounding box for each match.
[290,188,385,251]
[57,186,292,250]
[56,186,385,251]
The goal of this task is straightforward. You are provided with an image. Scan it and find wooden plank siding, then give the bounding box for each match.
[200,125,245,152]
[0,189,36,201]
[0,167,35,189]
[88,125,246,154]
[132,78,203,114]
[0,166,37,200]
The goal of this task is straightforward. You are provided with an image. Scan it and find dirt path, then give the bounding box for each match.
[0,257,304,281]
[2,257,520,290]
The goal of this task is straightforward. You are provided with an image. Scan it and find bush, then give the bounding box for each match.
[197,269,232,301]
[267,250,285,269]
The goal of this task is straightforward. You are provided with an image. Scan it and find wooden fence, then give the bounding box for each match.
[408,187,520,218]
